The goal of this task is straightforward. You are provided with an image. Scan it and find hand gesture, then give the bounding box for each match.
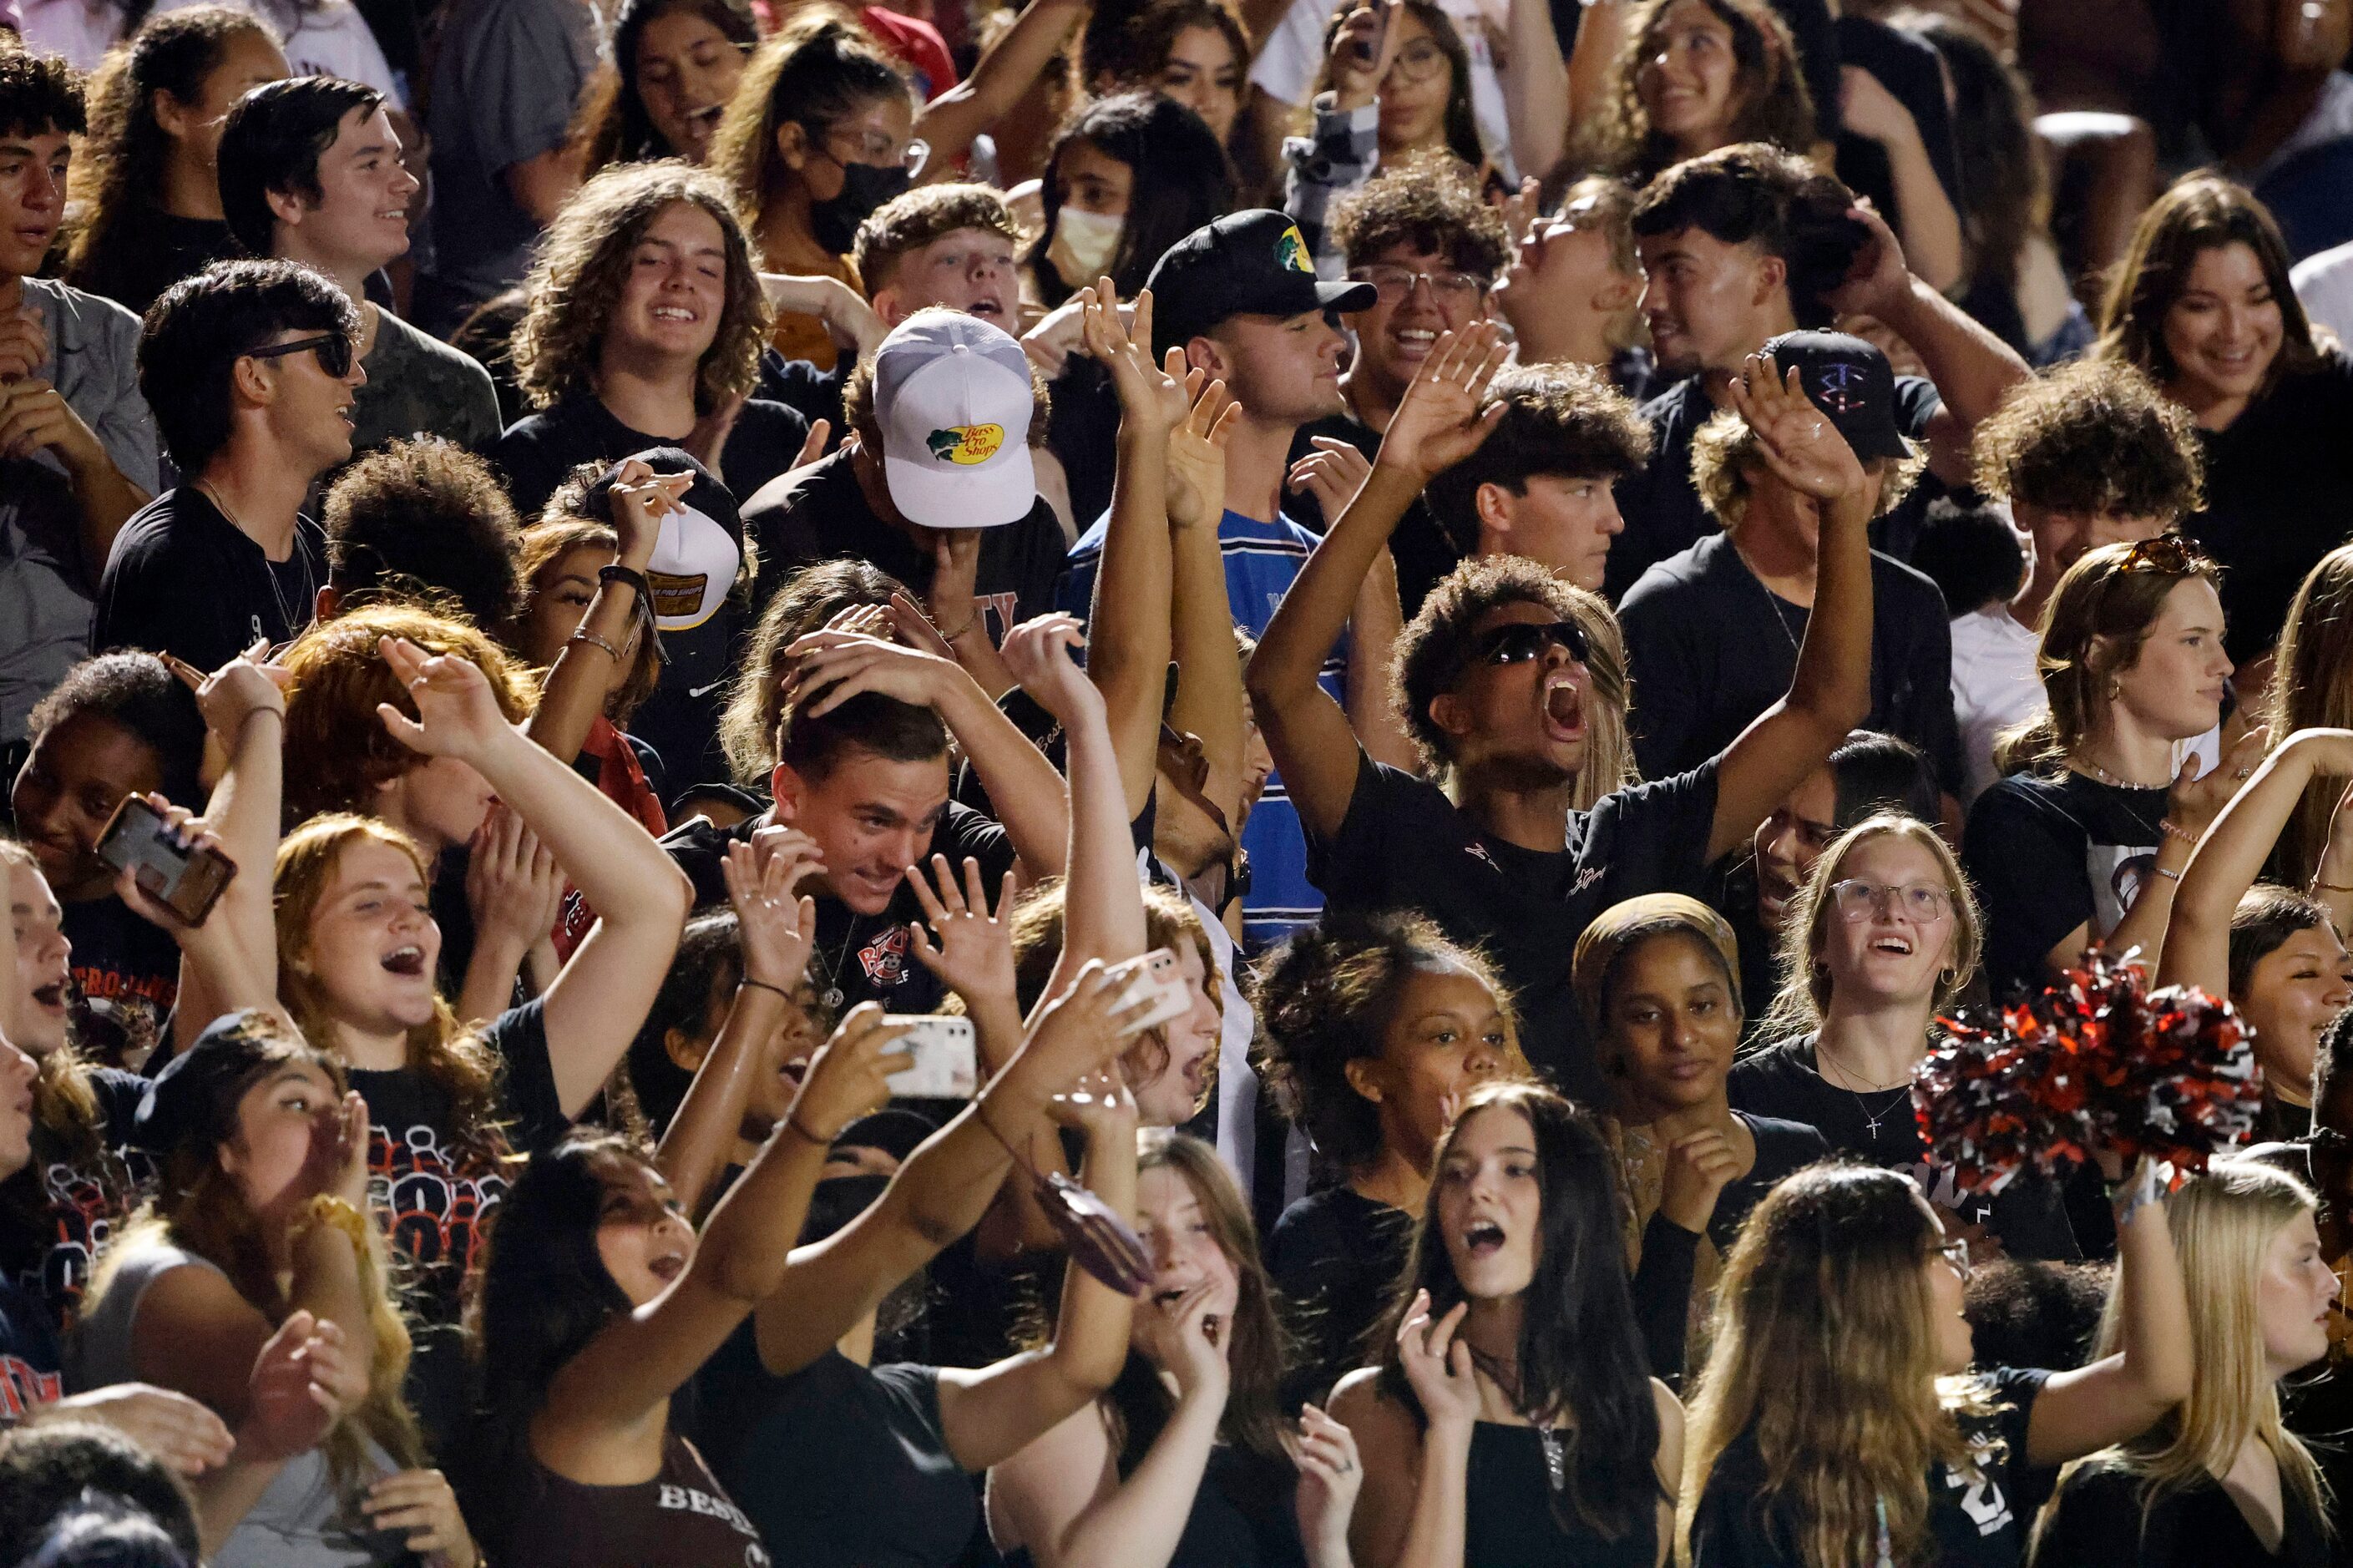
[1082,282,1189,432]
[1395,1289,1480,1434]
[783,630,957,719]
[38,1383,235,1475]
[1838,64,1917,144]
[823,600,896,641]
[605,458,692,570]
[1012,959,1161,1099]
[0,295,48,382]
[1020,291,1092,377]
[1657,1126,1742,1234]
[238,1311,343,1460]
[725,833,820,991]
[1000,613,1102,729]
[466,806,563,958]
[1167,366,1240,533]
[2165,726,2270,840]
[788,1004,913,1141]
[1289,1402,1364,1562]
[168,638,291,744]
[924,524,984,643]
[1373,321,1507,485]
[0,377,107,472]
[908,854,1020,1013]
[362,1469,480,1568]
[792,417,833,472]
[297,1088,373,1211]
[684,393,747,482]
[1048,1064,1138,1143]
[1500,175,1541,250]
[1286,436,1372,520]
[1724,352,1867,504]
[377,638,513,763]
[1135,1279,1232,1402]
[1819,200,1913,325]
[1329,0,1405,113]
[887,590,958,662]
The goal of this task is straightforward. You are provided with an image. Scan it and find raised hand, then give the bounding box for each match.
[782,630,957,718]
[297,1088,373,1211]
[167,638,291,744]
[1395,1289,1480,1434]
[925,525,987,645]
[604,458,692,569]
[1500,175,1541,250]
[362,1469,480,1568]
[886,590,958,661]
[1286,436,1371,521]
[1723,352,1868,504]
[1012,958,1161,1099]
[822,600,897,641]
[1289,1402,1364,1565]
[376,638,513,762]
[1657,1125,1743,1234]
[1134,1280,1232,1401]
[238,1312,343,1461]
[791,417,832,472]
[725,835,820,991]
[1373,321,1507,486]
[906,853,1020,1014]
[1819,200,1912,324]
[1329,0,1405,113]
[1167,362,1240,532]
[1082,281,1188,432]
[1000,613,1103,728]
[466,806,563,959]
[2166,726,2270,842]
[110,796,235,932]
[1046,1064,1138,1143]
[787,1003,914,1142]
[38,1383,235,1475]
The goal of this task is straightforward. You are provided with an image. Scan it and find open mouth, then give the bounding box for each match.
[1542,674,1583,741]
[1392,326,1438,358]
[968,298,1004,320]
[651,304,700,324]
[30,982,65,1012]
[381,945,427,978]
[649,1252,686,1283]
[686,104,726,129]
[1870,932,1915,957]
[1462,1218,1505,1257]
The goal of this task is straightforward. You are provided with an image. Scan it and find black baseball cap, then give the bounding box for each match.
[1146,210,1378,357]
[1760,330,1910,463]
[131,1013,308,1161]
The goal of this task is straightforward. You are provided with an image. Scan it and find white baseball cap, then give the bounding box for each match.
[874,310,1038,529]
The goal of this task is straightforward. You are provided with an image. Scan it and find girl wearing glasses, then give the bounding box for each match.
[1309,0,1485,177]
[1680,1158,2192,1568]
[1729,813,2079,1259]
[2029,1161,2338,1567]
[1962,537,2254,1007]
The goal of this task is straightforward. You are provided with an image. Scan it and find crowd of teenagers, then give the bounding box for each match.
[1,0,2352,1563]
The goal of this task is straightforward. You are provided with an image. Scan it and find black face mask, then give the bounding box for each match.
[809,160,912,255]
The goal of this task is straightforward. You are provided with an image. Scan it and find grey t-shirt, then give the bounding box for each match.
[72,1241,409,1568]
[352,307,503,454]
[0,278,158,739]
[424,0,603,313]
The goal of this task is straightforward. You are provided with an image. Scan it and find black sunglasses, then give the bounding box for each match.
[244,331,352,379]
[1467,619,1589,670]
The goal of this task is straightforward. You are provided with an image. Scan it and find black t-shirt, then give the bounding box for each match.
[90,489,326,670]
[1151,1445,1308,1568]
[1307,751,1721,1104]
[78,211,237,318]
[740,446,1067,639]
[2178,352,2353,665]
[1690,1368,2050,1567]
[1462,1419,1659,1568]
[509,1431,770,1568]
[0,1275,63,1425]
[1962,771,2166,1006]
[1267,1185,1413,1405]
[692,1341,975,1568]
[1619,534,1961,792]
[19,1065,145,1332]
[1284,412,1464,620]
[756,347,848,438]
[1834,17,1966,250]
[1045,357,1120,534]
[662,807,1015,1018]
[488,395,812,518]
[1607,376,1945,602]
[1727,1034,2079,1259]
[2028,1454,2333,1567]
[62,893,180,1069]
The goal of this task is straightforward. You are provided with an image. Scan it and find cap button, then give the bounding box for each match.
[952,342,969,355]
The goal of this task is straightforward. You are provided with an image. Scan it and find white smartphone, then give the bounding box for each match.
[882,1014,979,1099]
[1106,947,1193,1037]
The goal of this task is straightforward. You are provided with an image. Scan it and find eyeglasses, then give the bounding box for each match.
[1384,38,1450,83]
[1348,263,1488,308]
[1936,1237,1973,1283]
[1828,879,1954,923]
[244,331,352,378]
[813,123,929,176]
[1469,619,1589,670]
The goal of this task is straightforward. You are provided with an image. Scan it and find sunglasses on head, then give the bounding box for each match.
[2119,533,2206,574]
[1469,619,1589,670]
[244,331,353,379]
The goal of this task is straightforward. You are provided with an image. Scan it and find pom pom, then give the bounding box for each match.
[1914,948,2264,1192]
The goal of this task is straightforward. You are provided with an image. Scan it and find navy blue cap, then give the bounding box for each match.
[1760,330,1909,463]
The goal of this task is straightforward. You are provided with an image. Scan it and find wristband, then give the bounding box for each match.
[739,977,795,1001]
[2158,818,2197,847]
[597,564,653,603]
[568,630,624,662]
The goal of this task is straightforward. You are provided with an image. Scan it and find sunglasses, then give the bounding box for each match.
[2119,533,2207,574]
[1468,619,1589,670]
[244,331,353,379]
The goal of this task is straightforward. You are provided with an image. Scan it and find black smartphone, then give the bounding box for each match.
[94,796,236,927]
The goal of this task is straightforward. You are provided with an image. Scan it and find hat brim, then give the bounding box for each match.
[1316,278,1379,314]
[1841,421,1913,464]
[884,445,1039,529]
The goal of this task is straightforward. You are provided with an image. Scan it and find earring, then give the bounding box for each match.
[2108,680,2122,700]
[1939,969,1956,989]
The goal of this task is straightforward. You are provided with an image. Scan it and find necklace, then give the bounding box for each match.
[2070,754,2169,790]
[201,480,311,639]
[1748,554,1805,655]
[1466,1347,1566,1490]
[1813,1038,1915,1141]
[812,913,865,1013]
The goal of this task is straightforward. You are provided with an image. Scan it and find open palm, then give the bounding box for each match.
[1377,321,1506,484]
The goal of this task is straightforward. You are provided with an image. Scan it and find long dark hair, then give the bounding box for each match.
[1312,0,1480,169]
[1025,91,1236,307]
[1372,1081,1662,1540]
[1595,0,1815,182]
[2097,173,2324,393]
[66,7,277,302]
[575,0,757,174]
[462,1132,640,1557]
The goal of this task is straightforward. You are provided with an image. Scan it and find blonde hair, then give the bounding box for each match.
[1677,1162,1996,1568]
[2267,543,2353,886]
[1758,813,1983,1039]
[2049,1161,2332,1540]
[1689,407,1927,531]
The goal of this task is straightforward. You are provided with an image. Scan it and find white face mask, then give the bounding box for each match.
[1046,205,1125,290]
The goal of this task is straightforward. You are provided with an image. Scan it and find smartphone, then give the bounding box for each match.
[1106,947,1193,1037]
[94,796,236,927]
[882,1014,979,1099]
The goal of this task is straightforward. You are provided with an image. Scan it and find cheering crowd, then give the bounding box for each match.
[0,0,2350,1562]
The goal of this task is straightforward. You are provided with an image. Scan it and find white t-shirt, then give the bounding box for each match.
[1248,0,1516,180]
[20,0,405,102]
[2294,238,2353,348]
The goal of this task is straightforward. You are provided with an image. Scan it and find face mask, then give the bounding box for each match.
[809,159,913,255]
[1046,205,1125,290]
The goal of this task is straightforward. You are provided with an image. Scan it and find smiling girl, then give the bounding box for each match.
[576,0,756,175]
[1589,0,1815,183]
[1333,1080,1681,1567]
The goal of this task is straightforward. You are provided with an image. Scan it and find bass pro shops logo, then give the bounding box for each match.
[926,423,1005,465]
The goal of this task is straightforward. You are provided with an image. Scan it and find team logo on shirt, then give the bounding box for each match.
[859,927,912,986]
[1465,843,1500,872]
[0,1353,61,1421]
[926,423,1004,465]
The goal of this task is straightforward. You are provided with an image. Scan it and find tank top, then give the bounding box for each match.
[73,1242,407,1568]
[506,1430,770,1568]
[1463,1421,1658,1568]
